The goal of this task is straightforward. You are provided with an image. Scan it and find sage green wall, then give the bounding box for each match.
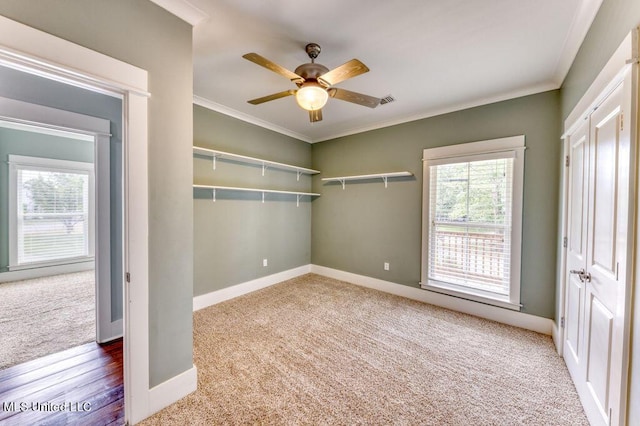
[0,128,94,271]
[0,0,194,387]
[193,106,313,295]
[312,90,561,319]
[561,0,640,119]
[559,1,640,423]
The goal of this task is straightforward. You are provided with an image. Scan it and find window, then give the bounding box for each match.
[421,136,524,310]
[9,155,94,270]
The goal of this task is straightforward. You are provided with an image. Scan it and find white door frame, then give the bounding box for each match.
[558,30,638,425]
[0,15,151,424]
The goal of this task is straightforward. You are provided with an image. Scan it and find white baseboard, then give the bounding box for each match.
[193,265,312,311]
[310,265,554,335]
[147,365,198,416]
[0,261,95,283]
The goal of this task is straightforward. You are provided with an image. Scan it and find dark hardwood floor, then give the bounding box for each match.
[0,339,124,425]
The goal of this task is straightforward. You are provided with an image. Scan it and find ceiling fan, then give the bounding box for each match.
[242,43,381,123]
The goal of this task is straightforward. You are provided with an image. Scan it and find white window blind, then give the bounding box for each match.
[9,155,94,269]
[428,156,513,296]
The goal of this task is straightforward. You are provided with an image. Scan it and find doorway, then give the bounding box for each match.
[0,93,124,423]
[0,109,121,356]
[0,14,151,424]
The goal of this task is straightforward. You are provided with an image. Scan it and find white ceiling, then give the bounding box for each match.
[153,0,603,143]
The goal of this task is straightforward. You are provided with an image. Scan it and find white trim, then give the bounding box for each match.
[0,260,94,283]
[193,265,311,311]
[0,17,148,97]
[421,135,525,159]
[555,135,571,358]
[0,15,152,425]
[193,95,313,143]
[0,119,97,141]
[551,0,604,86]
[551,322,562,355]
[147,365,198,415]
[148,0,209,26]
[0,97,111,135]
[563,33,633,137]
[311,265,553,335]
[123,92,150,424]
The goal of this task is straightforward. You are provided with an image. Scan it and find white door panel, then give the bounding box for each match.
[585,294,614,421]
[564,119,589,383]
[566,276,584,363]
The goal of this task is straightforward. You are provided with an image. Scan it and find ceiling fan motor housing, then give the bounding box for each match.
[294,63,330,87]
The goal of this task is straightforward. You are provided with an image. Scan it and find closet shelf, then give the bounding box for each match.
[193,184,320,206]
[321,171,413,189]
[193,146,320,178]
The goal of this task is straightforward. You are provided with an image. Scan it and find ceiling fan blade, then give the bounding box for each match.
[247,90,295,105]
[329,88,380,108]
[242,53,304,84]
[309,109,323,122]
[318,59,369,86]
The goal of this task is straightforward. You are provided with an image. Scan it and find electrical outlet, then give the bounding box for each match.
[263,258,268,267]
[384,262,390,271]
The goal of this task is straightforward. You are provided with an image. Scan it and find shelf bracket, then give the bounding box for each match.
[261,162,269,177]
[296,194,301,207]
[382,176,388,188]
[339,179,346,190]
[212,188,216,202]
[296,170,302,181]
[262,191,265,203]
[212,154,219,171]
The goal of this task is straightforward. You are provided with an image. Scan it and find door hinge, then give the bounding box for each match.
[560,317,565,329]
[563,236,567,248]
[126,272,131,283]
[565,155,570,167]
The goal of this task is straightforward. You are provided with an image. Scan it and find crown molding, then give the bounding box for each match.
[552,0,603,86]
[312,82,559,143]
[193,95,312,143]
[149,0,208,26]
[195,82,557,144]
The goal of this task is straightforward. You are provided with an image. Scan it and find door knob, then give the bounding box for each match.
[570,269,591,283]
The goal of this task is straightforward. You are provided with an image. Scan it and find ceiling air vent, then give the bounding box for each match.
[380,95,395,105]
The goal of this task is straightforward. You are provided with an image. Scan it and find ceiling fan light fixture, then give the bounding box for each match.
[295,83,328,111]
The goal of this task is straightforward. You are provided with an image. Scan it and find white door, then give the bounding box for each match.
[564,118,589,381]
[563,81,630,426]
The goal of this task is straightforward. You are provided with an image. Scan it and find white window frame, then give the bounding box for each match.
[8,154,95,270]
[421,135,525,311]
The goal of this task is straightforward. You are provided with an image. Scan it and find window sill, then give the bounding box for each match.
[420,280,521,311]
[8,257,95,272]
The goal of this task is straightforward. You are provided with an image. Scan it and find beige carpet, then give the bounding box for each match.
[0,270,95,370]
[142,274,588,425]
